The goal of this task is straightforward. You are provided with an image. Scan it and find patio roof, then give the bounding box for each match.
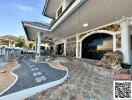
[22,21,60,42]
[23,0,132,42]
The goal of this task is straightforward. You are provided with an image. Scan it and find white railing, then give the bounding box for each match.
[0,46,22,64]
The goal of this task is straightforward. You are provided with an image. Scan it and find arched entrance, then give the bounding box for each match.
[56,43,64,55]
[82,33,113,60]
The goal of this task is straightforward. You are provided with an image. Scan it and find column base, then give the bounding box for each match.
[35,56,41,63]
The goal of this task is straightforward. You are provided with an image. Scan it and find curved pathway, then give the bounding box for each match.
[0,55,67,97]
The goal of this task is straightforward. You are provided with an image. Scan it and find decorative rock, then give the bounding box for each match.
[0,70,6,73]
[97,50,123,70]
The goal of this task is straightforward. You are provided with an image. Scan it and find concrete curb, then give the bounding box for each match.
[0,61,20,96]
[0,61,68,100]
[47,61,67,70]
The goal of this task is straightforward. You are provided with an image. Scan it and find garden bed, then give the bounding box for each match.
[0,59,17,93]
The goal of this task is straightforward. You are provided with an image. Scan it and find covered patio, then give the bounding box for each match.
[22,17,132,65]
[22,1,132,65]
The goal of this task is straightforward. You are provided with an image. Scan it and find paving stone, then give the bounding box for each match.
[40,75,47,81]
[33,72,39,77]
[29,65,36,68]
[31,68,39,72]
[33,72,43,77]
[35,77,43,83]
[37,72,43,76]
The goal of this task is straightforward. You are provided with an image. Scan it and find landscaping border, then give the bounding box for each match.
[0,61,20,96]
[0,61,68,100]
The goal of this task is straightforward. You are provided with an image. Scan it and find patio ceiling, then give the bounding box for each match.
[48,0,132,38]
[23,0,132,42]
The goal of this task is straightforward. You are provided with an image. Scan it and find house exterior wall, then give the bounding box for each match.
[45,0,64,18]
[66,42,76,57]
[55,25,119,58]
[54,36,76,57]
[54,21,132,64]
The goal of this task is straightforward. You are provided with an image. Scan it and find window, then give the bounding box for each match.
[57,6,62,17]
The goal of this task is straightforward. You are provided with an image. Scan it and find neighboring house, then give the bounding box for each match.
[22,0,132,64]
[0,36,15,48]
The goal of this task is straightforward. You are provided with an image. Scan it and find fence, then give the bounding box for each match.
[0,46,22,64]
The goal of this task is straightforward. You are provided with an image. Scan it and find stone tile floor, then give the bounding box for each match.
[25,62,113,100]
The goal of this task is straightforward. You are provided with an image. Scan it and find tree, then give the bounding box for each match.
[15,36,26,48]
[28,42,34,50]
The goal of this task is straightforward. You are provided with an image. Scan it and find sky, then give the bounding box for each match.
[0,0,52,37]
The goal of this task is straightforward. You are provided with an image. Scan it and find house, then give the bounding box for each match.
[22,0,132,65]
[0,35,16,48]
[0,36,22,63]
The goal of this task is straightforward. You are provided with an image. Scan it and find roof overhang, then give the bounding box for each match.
[24,0,132,42]
[22,21,61,42]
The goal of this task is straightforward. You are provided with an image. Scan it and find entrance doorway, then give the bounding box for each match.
[56,44,64,55]
[82,33,113,60]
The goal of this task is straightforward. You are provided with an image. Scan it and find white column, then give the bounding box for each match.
[35,38,37,53]
[64,40,67,56]
[36,33,41,58]
[113,34,116,51]
[53,44,56,55]
[121,19,131,64]
[76,34,79,58]
[79,41,82,58]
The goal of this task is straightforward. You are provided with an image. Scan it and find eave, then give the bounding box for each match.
[23,0,132,42]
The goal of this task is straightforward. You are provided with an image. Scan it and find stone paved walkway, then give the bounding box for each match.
[25,62,113,100]
[0,55,67,96]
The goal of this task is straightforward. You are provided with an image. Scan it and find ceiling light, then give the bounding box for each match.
[83,23,88,27]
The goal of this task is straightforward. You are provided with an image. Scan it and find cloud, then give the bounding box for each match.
[18,5,33,12]
[12,2,37,14]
